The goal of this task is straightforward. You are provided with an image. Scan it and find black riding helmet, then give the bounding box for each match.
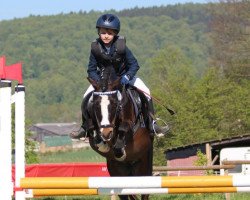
[96,14,120,34]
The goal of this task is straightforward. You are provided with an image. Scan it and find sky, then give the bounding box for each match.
[0,0,209,21]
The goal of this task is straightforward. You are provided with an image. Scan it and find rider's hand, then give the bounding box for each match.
[121,75,130,85]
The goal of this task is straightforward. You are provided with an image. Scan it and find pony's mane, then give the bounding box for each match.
[99,66,118,92]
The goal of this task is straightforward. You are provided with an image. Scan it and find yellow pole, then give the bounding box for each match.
[21,176,237,189]
[32,189,98,196]
[30,187,240,196]
[21,177,89,189]
[161,176,233,188]
[168,187,237,194]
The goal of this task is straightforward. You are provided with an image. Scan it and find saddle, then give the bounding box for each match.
[126,87,148,132]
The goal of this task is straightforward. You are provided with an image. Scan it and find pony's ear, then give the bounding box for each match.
[109,77,121,89]
[87,77,100,90]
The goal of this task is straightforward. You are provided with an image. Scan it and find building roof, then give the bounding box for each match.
[165,133,250,153]
[30,122,78,136]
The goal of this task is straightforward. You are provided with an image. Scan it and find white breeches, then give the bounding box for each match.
[83,77,151,100]
[84,84,95,98]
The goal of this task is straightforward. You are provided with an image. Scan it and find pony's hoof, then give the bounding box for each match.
[114,148,126,161]
[96,141,110,153]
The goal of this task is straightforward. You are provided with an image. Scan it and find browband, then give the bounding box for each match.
[93,90,118,96]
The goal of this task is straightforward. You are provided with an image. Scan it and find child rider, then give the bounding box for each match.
[70,14,167,139]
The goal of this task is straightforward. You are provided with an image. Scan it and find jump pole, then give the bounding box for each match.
[24,187,250,197]
[20,175,250,189]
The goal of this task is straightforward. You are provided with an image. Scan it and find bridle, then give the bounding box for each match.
[92,90,122,131]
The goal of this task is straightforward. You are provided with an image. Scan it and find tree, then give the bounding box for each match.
[208,0,250,81]
[149,45,249,165]
[193,67,249,139]
[148,46,198,146]
[147,46,198,164]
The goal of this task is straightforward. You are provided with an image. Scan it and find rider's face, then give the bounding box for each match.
[99,28,116,46]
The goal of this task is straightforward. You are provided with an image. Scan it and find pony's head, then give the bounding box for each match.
[88,66,123,141]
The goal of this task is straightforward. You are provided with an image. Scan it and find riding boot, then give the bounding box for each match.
[70,96,89,139]
[147,99,168,137]
[69,116,87,139]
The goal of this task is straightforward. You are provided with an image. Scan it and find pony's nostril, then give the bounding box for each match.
[101,128,113,141]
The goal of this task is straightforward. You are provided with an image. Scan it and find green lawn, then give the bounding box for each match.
[38,147,105,163]
[31,193,250,200]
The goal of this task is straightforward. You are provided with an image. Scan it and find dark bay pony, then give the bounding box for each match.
[84,66,154,200]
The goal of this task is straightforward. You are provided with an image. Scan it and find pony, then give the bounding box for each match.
[83,66,154,200]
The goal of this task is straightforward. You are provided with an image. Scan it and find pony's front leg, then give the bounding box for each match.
[113,134,126,161]
[113,124,130,161]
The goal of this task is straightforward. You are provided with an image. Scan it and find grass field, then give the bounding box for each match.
[35,148,250,200]
[31,193,250,200]
[38,147,106,163]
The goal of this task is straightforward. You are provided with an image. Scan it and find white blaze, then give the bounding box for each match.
[100,95,110,126]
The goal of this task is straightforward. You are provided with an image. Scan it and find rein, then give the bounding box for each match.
[132,86,175,115]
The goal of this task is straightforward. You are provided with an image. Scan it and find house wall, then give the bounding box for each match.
[167,155,205,176]
[166,145,206,176]
[30,124,89,153]
[38,140,90,153]
[39,142,72,153]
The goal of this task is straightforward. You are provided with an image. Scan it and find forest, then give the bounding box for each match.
[0,1,249,154]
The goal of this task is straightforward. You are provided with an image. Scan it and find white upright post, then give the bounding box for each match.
[15,85,26,200]
[0,80,13,200]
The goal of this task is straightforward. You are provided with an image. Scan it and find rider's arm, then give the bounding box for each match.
[124,47,140,80]
[87,52,100,82]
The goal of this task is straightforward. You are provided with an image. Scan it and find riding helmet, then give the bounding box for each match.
[96,14,120,33]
